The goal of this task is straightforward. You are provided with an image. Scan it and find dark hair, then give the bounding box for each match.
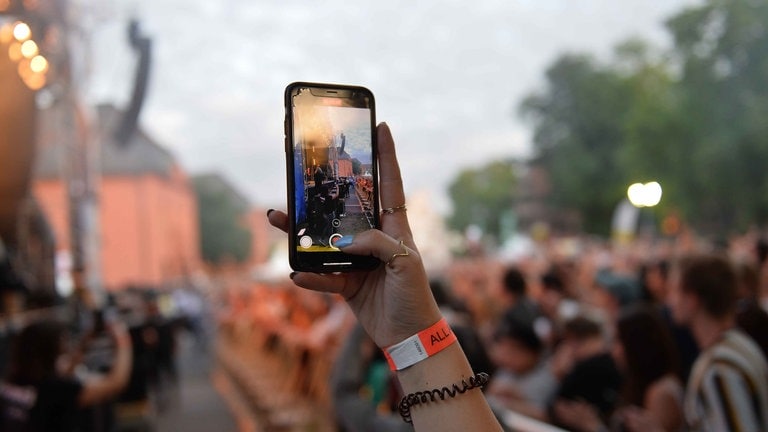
[756,238,768,266]
[617,305,679,406]
[735,260,760,300]
[638,259,670,302]
[502,267,527,297]
[493,317,543,354]
[7,320,67,385]
[562,316,602,341]
[678,254,737,319]
[541,269,565,294]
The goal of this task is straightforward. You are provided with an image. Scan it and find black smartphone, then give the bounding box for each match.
[284,82,380,272]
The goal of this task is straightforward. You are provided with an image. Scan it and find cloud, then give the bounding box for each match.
[90,0,701,212]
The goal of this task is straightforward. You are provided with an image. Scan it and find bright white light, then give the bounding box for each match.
[627,181,663,208]
[12,22,31,42]
[30,55,48,73]
[20,40,38,58]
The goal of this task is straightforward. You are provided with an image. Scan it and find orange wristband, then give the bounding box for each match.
[383,317,457,371]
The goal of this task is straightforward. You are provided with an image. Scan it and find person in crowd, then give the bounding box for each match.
[487,317,556,420]
[733,260,768,360]
[268,123,504,431]
[637,258,700,382]
[669,253,768,432]
[0,319,132,431]
[639,260,670,305]
[593,270,641,320]
[499,267,539,327]
[554,305,684,432]
[549,316,622,429]
[537,268,580,347]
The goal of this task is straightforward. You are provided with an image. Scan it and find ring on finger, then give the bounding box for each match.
[386,240,410,267]
[381,204,407,215]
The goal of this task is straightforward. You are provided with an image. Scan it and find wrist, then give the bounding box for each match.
[383,316,457,371]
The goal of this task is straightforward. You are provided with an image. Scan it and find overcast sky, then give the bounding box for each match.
[89,0,701,214]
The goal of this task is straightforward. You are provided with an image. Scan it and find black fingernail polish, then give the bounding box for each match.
[267,209,275,217]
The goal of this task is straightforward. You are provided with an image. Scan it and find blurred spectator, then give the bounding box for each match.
[142,291,178,413]
[330,325,410,432]
[550,316,622,429]
[670,254,768,432]
[0,319,131,431]
[487,317,556,420]
[636,258,700,382]
[593,270,641,320]
[536,268,579,346]
[733,260,768,360]
[556,305,684,431]
[499,267,539,327]
[638,260,670,305]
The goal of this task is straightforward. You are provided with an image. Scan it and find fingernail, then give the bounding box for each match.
[289,272,298,280]
[267,209,275,217]
[334,235,354,248]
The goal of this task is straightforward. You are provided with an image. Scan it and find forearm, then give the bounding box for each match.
[397,342,503,432]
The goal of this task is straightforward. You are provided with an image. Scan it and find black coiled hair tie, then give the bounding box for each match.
[398,372,490,423]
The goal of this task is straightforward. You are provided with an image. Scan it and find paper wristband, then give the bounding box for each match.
[383,318,458,371]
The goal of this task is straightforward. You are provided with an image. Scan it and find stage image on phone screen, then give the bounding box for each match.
[290,87,376,253]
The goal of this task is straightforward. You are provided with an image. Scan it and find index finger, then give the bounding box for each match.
[377,122,413,243]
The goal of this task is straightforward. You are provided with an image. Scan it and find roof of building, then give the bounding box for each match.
[35,104,177,179]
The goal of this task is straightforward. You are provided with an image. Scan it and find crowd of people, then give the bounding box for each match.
[220,229,768,431]
[0,285,210,431]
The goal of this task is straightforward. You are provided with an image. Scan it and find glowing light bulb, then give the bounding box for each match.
[20,39,38,58]
[30,55,48,73]
[13,22,31,42]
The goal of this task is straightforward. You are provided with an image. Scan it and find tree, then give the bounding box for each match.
[520,0,768,235]
[520,54,634,234]
[665,0,768,231]
[447,160,517,242]
[193,174,252,264]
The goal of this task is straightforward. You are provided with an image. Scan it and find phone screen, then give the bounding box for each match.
[285,83,379,271]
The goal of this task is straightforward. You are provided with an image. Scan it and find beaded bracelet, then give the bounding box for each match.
[398,372,490,423]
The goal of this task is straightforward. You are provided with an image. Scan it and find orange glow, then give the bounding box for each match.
[319,97,343,106]
[20,39,38,58]
[30,55,48,73]
[13,22,31,42]
[23,72,46,90]
[0,25,12,44]
[18,58,31,78]
[8,42,22,61]
[0,0,9,11]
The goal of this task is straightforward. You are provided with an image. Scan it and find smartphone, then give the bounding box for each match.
[284,82,380,272]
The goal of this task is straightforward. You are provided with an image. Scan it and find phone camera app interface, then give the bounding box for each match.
[291,88,375,253]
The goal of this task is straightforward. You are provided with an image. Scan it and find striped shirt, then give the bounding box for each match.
[685,329,768,432]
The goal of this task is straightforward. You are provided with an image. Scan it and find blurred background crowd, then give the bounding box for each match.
[3,0,768,431]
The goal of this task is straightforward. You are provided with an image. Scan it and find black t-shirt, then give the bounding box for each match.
[0,377,83,432]
[552,352,622,420]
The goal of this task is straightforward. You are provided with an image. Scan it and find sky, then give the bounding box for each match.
[88,0,701,214]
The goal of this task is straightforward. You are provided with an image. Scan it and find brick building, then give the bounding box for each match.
[34,105,201,290]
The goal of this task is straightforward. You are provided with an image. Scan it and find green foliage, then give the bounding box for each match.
[448,160,517,241]
[520,0,768,235]
[193,175,252,264]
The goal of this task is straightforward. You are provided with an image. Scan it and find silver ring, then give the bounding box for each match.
[386,240,410,267]
[381,204,407,215]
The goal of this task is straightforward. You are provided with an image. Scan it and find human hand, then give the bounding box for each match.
[553,399,604,432]
[268,123,442,348]
[620,406,664,432]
